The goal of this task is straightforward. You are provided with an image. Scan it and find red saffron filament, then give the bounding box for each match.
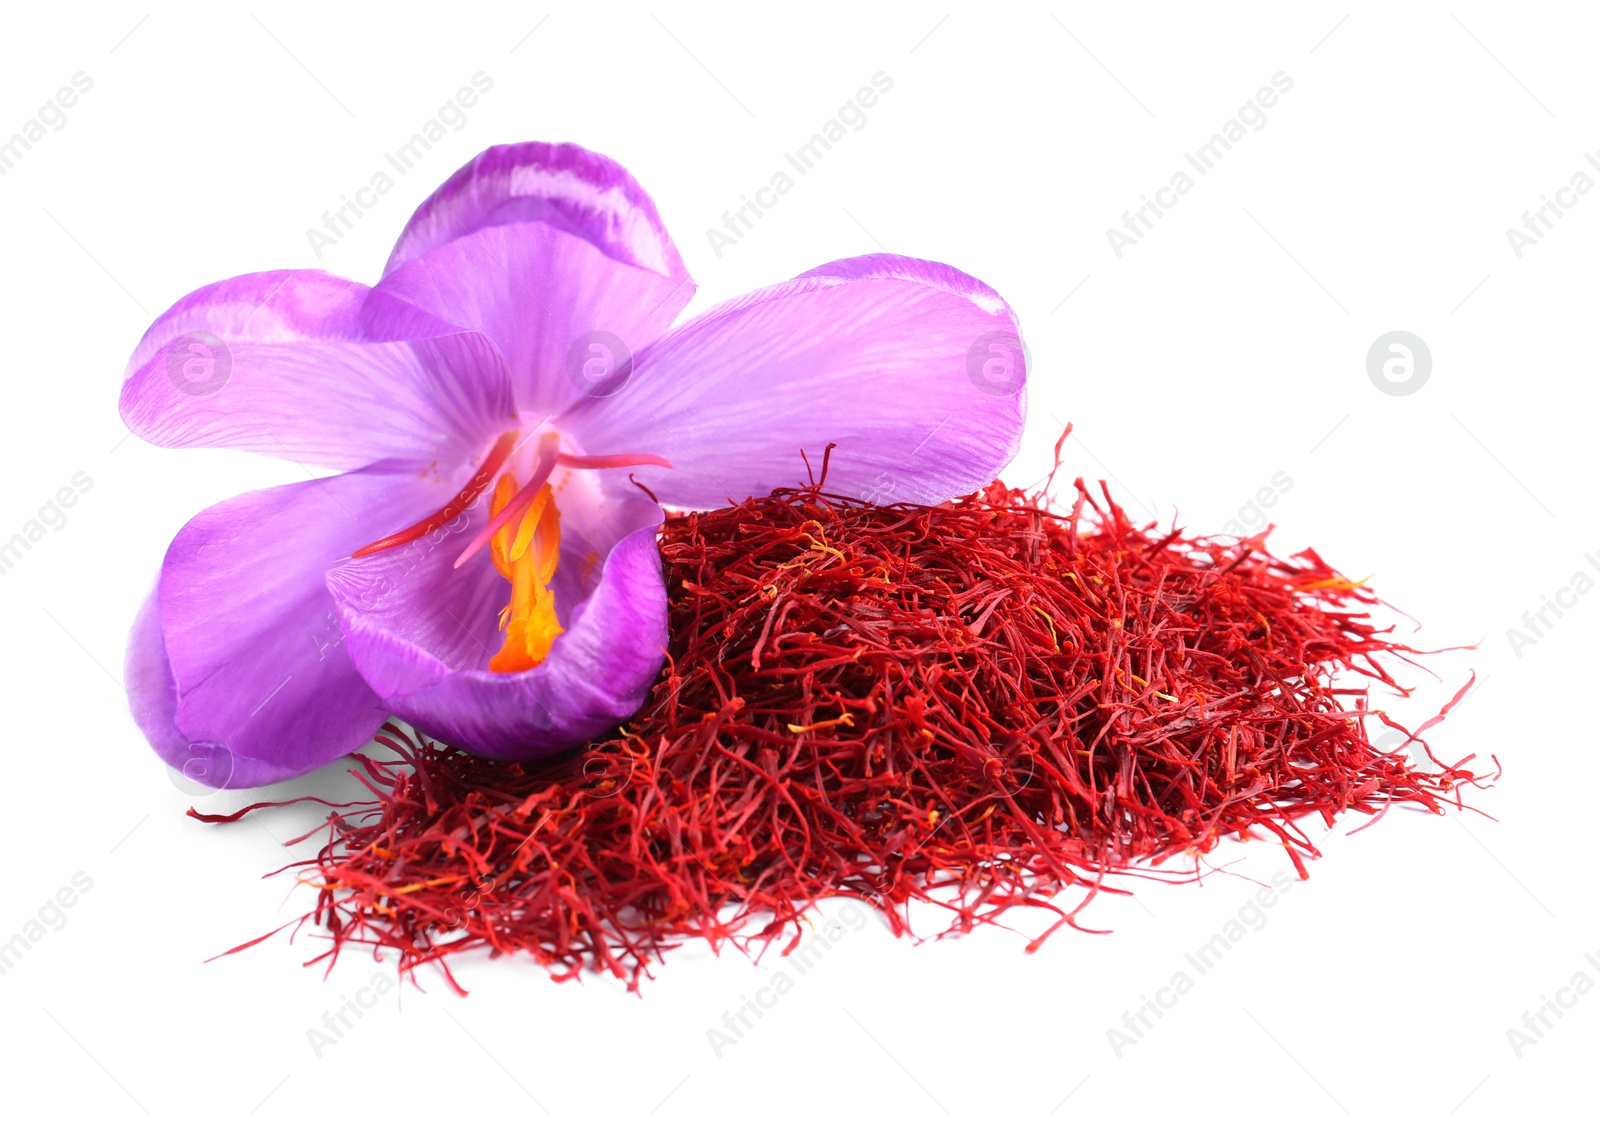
[556,451,673,471]
[202,453,1494,993]
[350,431,519,559]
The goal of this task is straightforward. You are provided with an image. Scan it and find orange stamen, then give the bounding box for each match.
[487,478,563,673]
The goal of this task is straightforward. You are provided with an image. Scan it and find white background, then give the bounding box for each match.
[0,2,1593,1124]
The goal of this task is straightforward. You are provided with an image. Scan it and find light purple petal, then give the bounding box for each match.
[325,487,667,758]
[384,141,690,284]
[126,585,209,778]
[376,224,694,421]
[558,254,1028,510]
[121,270,517,472]
[128,469,459,787]
[374,144,696,417]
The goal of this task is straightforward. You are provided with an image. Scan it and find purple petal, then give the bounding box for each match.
[121,270,517,472]
[558,254,1028,509]
[374,144,696,417]
[325,488,667,758]
[128,469,459,787]
[384,141,690,283]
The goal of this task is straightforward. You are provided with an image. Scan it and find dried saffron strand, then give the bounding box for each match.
[203,471,1492,992]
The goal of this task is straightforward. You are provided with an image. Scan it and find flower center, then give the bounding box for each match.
[348,428,671,675]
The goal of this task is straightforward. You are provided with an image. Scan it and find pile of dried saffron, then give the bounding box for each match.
[202,460,1489,991]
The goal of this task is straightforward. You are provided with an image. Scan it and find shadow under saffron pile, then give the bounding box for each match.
[203,469,1489,991]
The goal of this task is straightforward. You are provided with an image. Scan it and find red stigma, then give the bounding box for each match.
[350,431,520,559]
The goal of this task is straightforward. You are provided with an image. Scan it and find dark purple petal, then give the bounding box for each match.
[325,488,666,758]
[559,254,1028,509]
[121,270,517,472]
[128,469,459,787]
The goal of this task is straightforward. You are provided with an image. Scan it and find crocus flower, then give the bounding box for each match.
[123,141,1028,788]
